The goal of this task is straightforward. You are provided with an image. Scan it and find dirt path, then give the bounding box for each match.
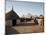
[12,25,44,33]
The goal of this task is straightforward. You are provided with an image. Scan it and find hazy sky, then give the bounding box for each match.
[5,0,44,17]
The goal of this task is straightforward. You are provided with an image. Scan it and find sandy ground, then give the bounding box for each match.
[5,25,44,35]
[12,25,44,33]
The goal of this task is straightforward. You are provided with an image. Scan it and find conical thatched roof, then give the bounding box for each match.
[5,9,19,20]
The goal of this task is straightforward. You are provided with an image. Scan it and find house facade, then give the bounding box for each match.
[5,8,20,26]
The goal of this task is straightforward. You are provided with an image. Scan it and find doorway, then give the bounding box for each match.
[12,19,16,26]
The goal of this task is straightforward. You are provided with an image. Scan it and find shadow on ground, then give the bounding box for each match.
[5,25,19,35]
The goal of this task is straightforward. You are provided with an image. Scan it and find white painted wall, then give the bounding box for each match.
[37,19,44,26]
[16,19,20,24]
